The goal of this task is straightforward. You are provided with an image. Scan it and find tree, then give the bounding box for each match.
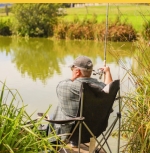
[12,3,61,37]
[61,3,71,8]
[5,4,9,16]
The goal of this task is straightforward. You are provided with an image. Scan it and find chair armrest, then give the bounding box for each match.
[45,117,85,124]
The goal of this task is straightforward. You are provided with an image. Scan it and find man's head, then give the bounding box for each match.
[70,56,93,78]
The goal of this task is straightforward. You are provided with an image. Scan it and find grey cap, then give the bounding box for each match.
[70,56,93,70]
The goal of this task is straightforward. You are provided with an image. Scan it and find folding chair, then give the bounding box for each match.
[44,79,121,153]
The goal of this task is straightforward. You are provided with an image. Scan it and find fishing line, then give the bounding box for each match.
[93,4,109,79]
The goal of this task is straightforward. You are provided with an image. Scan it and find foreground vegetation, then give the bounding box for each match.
[111,38,150,152]
[0,81,66,152]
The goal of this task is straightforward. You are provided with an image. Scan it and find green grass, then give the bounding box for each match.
[0,15,12,20]
[60,4,150,31]
[64,4,150,16]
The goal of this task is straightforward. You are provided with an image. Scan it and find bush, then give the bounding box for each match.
[54,21,68,39]
[0,19,12,36]
[54,22,95,40]
[12,4,61,37]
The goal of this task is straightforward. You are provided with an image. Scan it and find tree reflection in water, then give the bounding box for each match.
[0,37,135,83]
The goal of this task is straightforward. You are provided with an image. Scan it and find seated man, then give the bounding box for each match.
[49,55,113,146]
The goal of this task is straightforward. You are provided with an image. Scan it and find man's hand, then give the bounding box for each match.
[99,66,113,84]
[99,66,110,73]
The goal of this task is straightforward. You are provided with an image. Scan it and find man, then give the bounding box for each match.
[49,55,113,144]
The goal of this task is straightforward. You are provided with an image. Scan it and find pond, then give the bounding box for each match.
[0,36,135,151]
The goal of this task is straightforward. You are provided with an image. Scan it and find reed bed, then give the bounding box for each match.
[0,81,66,153]
[111,38,150,152]
[54,16,137,42]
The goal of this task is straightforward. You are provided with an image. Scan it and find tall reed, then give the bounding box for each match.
[0,81,64,153]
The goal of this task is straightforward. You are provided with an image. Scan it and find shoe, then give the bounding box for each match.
[70,141,78,148]
[70,143,78,148]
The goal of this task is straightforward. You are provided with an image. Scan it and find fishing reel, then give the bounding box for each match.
[93,69,104,80]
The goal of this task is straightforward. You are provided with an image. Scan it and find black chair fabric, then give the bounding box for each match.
[70,80,120,144]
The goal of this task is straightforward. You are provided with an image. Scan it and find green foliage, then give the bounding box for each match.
[12,3,61,37]
[0,81,64,152]
[61,3,71,8]
[0,19,12,36]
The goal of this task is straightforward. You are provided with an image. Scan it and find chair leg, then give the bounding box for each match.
[117,113,121,153]
[102,133,112,153]
[82,122,107,153]
[61,148,68,153]
[78,121,83,153]
[94,117,119,153]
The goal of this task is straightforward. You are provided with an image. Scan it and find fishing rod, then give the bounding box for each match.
[104,3,109,67]
[94,4,121,153]
[93,3,109,80]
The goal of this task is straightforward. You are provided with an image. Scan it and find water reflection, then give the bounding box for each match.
[0,37,136,83]
[0,37,12,55]
[10,38,61,83]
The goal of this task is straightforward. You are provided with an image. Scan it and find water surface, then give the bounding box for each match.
[0,37,135,115]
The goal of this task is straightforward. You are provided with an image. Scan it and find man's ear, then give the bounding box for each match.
[76,69,82,77]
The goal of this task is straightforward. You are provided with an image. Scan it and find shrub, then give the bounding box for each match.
[0,19,12,36]
[12,4,61,37]
[54,21,68,39]
[96,17,137,42]
[66,23,83,40]
[108,23,137,42]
